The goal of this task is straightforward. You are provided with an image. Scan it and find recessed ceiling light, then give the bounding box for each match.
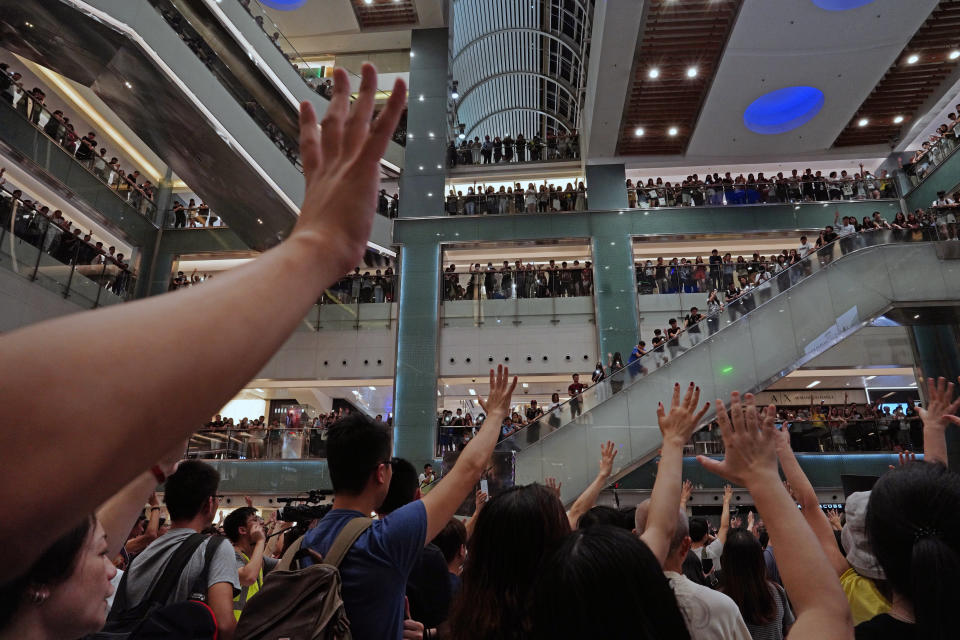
[914,314,920,319]
[458,133,465,139]
[469,389,477,396]
[893,115,904,124]
[634,127,645,137]
[369,386,376,390]
[364,0,372,4]
[806,380,821,388]
[686,66,698,78]
[648,68,660,79]
[906,54,919,64]
[668,127,678,136]
[522,383,529,388]
[409,50,415,58]
[451,91,459,99]
[950,50,960,60]
[858,118,869,127]
[124,81,133,89]
[418,94,424,102]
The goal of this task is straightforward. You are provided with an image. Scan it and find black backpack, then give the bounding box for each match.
[91,533,226,639]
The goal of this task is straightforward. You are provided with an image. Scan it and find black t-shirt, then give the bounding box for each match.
[709,255,722,272]
[821,231,838,245]
[854,614,915,640]
[686,313,703,333]
[525,407,542,422]
[406,543,452,629]
[681,549,707,586]
[666,326,681,344]
[652,335,666,352]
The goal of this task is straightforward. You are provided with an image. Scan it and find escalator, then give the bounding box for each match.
[0,0,399,251]
[498,230,960,505]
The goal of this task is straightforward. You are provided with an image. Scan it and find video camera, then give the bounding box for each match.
[276,489,333,524]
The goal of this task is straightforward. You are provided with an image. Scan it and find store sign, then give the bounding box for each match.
[754,388,868,406]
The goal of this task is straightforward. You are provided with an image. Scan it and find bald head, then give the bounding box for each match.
[633,499,689,555]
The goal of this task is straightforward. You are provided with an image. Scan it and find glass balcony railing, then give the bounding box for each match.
[626,177,898,208]
[447,133,580,166]
[0,184,135,307]
[901,129,960,188]
[186,427,328,460]
[233,0,408,147]
[162,205,227,229]
[0,96,159,220]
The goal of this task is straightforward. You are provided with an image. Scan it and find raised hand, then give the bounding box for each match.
[889,450,917,469]
[545,477,562,499]
[292,64,407,279]
[919,376,960,433]
[147,493,159,508]
[825,508,842,531]
[657,382,710,447]
[245,495,254,508]
[680,479,693,506]
[598,440,618,478]
[250,522,266,544]
[697,392,779,489]
[475,489,488,513]
[478,365,519,418]
[723,484,733,502]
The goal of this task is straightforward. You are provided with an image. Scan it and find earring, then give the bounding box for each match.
[29,588,49,604]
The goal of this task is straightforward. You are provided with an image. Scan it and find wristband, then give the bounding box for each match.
[150,465,166,484]
[150,506,161,511]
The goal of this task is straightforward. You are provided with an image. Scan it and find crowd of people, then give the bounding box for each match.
[325,265,397,304]
[7,64,960,640]
[170,198,221,228]
[441,258,593,301]
[447,131,581,166]
[2,169,135,297]
[625,167,897,209]
[445,181,587,215]
[903,101,960,182]
[0,62,160,216]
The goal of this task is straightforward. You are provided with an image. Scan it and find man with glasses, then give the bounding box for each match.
[302,366,518,640]
[223,506,277,620]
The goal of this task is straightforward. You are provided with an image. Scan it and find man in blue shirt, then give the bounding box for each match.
[303,366,518,640]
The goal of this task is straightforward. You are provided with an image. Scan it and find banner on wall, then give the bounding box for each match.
[754,388,868,406]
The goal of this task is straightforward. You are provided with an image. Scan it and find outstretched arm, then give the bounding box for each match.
[641,383,709,565]
[717,484,733,544]
[698,393,852,640]
[0,65,407,582]
[422,366,518,543]
[567,441,618,529]
[774,428,850,577]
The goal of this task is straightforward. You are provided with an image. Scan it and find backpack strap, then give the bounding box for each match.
[323,518,373,569]
[117,533,207,611]
[188,535,227,601]
[275,535,304,572]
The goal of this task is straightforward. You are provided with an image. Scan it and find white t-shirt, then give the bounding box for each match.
[798,242,814,257]
[839,223,857,236]
[418,472,435,487]
[665,571,752,640]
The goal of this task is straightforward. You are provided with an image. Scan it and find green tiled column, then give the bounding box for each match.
[591,212,640,363]
[393,242,441,463]
[583,164,637,361]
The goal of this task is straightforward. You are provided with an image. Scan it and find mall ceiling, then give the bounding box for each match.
[588,0,960,166]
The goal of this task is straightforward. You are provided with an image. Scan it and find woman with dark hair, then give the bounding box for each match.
[721,528,795,639]
[859,461,960,639]
[533,526,690,640]
[0,515,116,639]
[448,483,570,639]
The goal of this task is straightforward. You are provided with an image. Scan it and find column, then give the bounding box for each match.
[399,28,449,219]
[393,242,441,464]
[909,323,960,468]
[134,168,174,299]
[586,164,637,361]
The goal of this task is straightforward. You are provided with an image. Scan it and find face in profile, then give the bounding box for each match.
[44,520,116,637]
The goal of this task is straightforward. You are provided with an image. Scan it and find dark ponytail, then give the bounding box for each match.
[867,462,960,639]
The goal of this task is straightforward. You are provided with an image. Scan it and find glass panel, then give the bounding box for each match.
[503,226,946,501]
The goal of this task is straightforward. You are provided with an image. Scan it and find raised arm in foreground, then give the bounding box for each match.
[566,441,618,529]
[422,366,518,543]
[640,382,709,565]
[699,392,852,640]
[0,65,407,582]
[919,375,960,467]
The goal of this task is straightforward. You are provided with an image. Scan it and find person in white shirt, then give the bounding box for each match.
[635,502,752,640]
[418,463,436,488]
[797,235,814,258]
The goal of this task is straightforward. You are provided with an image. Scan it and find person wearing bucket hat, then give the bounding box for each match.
[775,429,891,625]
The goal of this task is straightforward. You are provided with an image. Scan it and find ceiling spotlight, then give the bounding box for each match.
[458,132,466,139]
[893,115,904,124]
[451,91,459,99]
[648,67,660,79]
[950,50,960,60]
[364,0,372,4]
[410,50,415,58]
[686,66,698,78]
[667,127,678,136]
[124,81,133,89]
[634,127,645,137]
[906,54,919,64]
[858,118,869,127]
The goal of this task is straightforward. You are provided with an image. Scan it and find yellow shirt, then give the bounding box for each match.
[233,550,263,621]
[840,567,891,625]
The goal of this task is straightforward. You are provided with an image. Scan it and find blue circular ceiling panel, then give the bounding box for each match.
[743,86,825,135]
[811,0,875,10]
[259,0,308,10]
